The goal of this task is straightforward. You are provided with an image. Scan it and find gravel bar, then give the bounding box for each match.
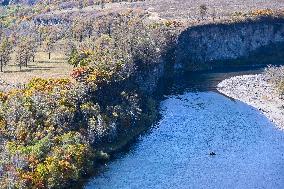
[218,74,284,129]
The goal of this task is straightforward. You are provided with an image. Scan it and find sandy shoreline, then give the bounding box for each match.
[217,74,284,129]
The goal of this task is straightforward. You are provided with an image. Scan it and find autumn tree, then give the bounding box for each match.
[63,38,76,56]
[27,37,38,63]
[71,17,93,42]
[38,25,58,59]
[15,37,31,70]
[0,37,12,72]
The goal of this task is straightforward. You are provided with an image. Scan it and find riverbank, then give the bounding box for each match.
[217,74,284,129]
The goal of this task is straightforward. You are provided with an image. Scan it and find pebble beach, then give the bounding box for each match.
[218,74,284,129]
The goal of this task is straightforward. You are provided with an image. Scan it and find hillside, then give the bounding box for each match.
[130,0,284,20]
[2,0,284,18]
[0,0,283,189]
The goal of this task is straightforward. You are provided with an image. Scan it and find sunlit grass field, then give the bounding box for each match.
[0,51,73,85]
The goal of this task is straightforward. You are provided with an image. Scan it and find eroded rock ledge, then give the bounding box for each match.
[175,18,284,70]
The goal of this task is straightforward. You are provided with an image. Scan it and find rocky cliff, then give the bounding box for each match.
[175,18,284,70]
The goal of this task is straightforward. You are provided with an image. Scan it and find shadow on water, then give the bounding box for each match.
[161,65,266,95]
[162,42,284,95]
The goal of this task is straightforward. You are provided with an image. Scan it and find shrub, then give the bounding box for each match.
[251,9,274,17]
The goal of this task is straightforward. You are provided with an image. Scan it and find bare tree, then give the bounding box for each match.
[43,37,55,60]
[16,37,30,70]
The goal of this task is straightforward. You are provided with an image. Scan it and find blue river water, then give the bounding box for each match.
[85,68,284,189]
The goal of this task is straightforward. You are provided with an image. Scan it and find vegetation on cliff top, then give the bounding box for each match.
[0,9,179,188]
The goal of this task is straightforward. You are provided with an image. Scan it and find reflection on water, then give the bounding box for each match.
[162,65,266,95]
[85,65,284,189]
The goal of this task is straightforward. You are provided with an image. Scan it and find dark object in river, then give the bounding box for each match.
[209,152,216,156]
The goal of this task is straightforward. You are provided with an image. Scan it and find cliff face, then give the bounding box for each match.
[137,18,284,93]
[175,18,284,70]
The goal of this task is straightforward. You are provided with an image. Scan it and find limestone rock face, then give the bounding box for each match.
[175,19,284,70]
[135,19,284,94]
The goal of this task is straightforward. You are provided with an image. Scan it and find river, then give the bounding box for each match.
[85,66,284,189]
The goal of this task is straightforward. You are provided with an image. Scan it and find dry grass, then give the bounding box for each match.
[0,51,73,85]
[42,0,284,22]
[135,0,284,20]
